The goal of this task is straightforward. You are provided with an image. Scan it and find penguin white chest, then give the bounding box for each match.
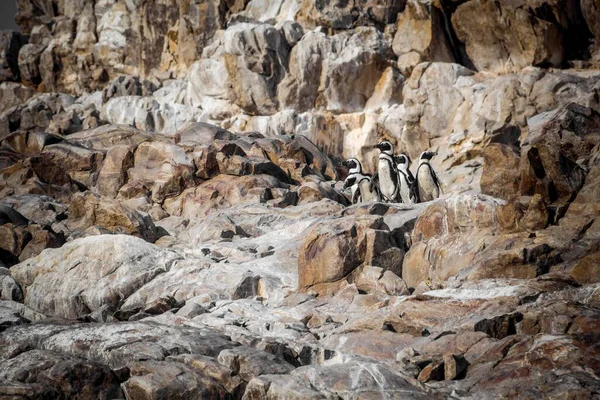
[378,159,396,200]
[417,166,439,201]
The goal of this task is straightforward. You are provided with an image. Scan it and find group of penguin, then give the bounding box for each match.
[342,140,442,205]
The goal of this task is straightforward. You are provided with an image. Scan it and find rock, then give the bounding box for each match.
[1,194,67,227]
[102,75,158,103]
[67,192,159,242]
[291,362,429,398]
[243,374,326,399]
[521,103,600,203]
[127,141,195,203]
[392,0,457,75]
[298,214,404,290]
[296,180,347,205]
[101,95,205,133]
[122,360,229,399]
[94,145,135,198]
[193,23,290,116]
[0,82,35,114]
[402,193,504,288]
[10,234,181,319]
[295,0,404,29]
[0,269,23,302]
[163,175,286,219]
[0,349,122,399]
[481,144,521,201]
[18,224,64,262]
[67,124,152,151]
[279,27,391,114]
[443,353,469,380]
[0,31,27,82]
[29,142,104,189]
[217,347,295,381]
[352,265,410,296]
[417,360,444,382]
[18,43,45,85]
[452,0,587,73]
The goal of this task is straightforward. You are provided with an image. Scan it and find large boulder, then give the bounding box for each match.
[298,214,404,290]
[127,141,196,203]
[67,192,159,242]
[402,193,505,288]
[278,27,391,114]
[392,0,458,75]
[452,0,590,73]
[10,234,181,319]
[0,349,122,399]
[520,103,600,203]
[163,174,286,219]
[189,22,290,116]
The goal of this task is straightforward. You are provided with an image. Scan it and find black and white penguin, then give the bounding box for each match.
[374,140,399,202]
[342,158,369,204]
[393,153,419,204]
[343,173,380,203]
[416,151,442,202]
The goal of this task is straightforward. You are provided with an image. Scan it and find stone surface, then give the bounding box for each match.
[10,235,181,319]
[1,0,600,398]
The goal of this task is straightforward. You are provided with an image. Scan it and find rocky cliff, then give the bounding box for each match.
[1,0,600,398]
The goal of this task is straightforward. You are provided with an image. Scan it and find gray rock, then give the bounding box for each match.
[10,234,181,319]
[0,31,27,82]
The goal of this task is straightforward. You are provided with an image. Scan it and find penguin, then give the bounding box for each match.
[342,158,369,204]
[416,151,442,202]
[393,153,419,204]
[342,172,366,204]
[373,140,399,202]
[359,176,381,202]
[343,173,380,203]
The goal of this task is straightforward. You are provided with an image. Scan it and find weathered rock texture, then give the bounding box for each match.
[1,0,600,399]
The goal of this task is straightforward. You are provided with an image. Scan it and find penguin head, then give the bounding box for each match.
[342,158,362,173]
[394,153,410,168]
[374,140,394,155]
[420,151,438,161]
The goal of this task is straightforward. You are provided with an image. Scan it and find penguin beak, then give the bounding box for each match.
[373,144,381,150]
[342,160,349,167]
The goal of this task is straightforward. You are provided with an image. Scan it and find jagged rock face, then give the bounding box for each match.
[2,0,600,398]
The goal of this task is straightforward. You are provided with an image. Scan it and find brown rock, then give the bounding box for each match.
[122,360,229,400]
[95,145,135,198]
[565,251,600,284]
[522,194,549,231]
[443,353,469,380]
[481,144,521,201]
[163,174,285,219]
[392,0,457,75]
[520,104,600,203]
[452,0,582,73]
[68,192,159,242]
[217,347,295,381]
[18,225,64,262]
[417,360,444,382]
[298,215,403,290]
[128,141,195,203]
[29,142,104,189]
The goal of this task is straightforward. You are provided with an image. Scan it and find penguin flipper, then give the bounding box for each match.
[429,165,443,195]
[352,188,361,204]
[370,172,379,193]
